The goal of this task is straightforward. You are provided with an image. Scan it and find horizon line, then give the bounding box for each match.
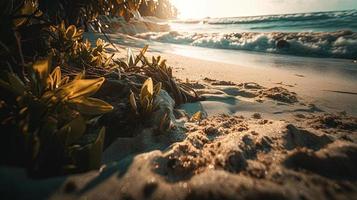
[175,8,356,20]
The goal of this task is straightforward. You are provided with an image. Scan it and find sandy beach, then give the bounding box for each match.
[159,51,357,116]
[2,32,356,199]
[104,32,357,117]
[2,1,357,199]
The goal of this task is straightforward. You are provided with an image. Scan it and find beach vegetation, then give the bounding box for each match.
[190,111,203,122]
[116,46,200,105]
[0,0,197,178]
[129,77,162,117]
[0,58,112,177]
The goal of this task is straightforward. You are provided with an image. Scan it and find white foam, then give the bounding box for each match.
[135,31,357,59]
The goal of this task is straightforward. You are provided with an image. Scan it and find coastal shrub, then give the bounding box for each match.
[129,77,162,117]
[49,22,114,71]
[0,0,197,178]
[0,0,145,80]
[116,46,200,105]
[0,58,113,177]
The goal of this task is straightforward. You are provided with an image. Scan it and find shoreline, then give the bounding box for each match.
[97,30,357,116]
[143,47,357,117]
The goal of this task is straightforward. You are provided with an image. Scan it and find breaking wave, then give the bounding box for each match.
[205,10,357,25]
[172,10,357,32]
[135,30,357,59]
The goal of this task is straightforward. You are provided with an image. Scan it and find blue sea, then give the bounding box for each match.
[136,10,357,59]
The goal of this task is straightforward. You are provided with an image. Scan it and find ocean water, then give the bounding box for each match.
[136,10,357,59]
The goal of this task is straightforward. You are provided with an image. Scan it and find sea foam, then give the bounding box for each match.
[135,30,357,59]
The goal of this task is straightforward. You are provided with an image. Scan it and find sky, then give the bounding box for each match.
[171,0,357,19]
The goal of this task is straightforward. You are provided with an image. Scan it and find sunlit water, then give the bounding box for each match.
[107,10,357,82]
[103,9,357,114]
[135,10,357,60]
[170,10,357,33]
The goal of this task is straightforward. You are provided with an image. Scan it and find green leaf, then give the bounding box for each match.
[70,127,106,171]
[58,116,86,145]
[0,73,26,96]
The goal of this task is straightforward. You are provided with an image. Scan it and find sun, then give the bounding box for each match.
[171,0,208,19]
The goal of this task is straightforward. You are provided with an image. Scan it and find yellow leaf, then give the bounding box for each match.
[32,57,51,93]
[129,91,137,113]
[190,111,203,122]
[135,45,149,65]
[65,25,77,39]
[140,77,153,103]
[59,77,105,100]
[96,38,104,47]
[59,76,69,86]
[73,71,85,80]
[84,39,91,49]
[13,0,37,27]
[142,96,153,114]
[49,66,61,89]
[73,29,84,40]
[159,59,167,68]
[35,9,43,17]
[70,97,113,115]
[154,82,162,96]
[60,21,65,31]
[156,56,161,64]
[32,58,50,81]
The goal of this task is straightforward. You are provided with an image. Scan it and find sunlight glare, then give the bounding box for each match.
[171,0,208,19]
[170,0,357,19]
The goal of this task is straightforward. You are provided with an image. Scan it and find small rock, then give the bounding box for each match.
[204,126,220,135]
[225,151,247,173]
[242,135,254,145]
[252,113,262,119]
[295,113,306,118]
[276,39,290,49]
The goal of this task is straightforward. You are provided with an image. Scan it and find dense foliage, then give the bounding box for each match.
[0,0,197,178]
